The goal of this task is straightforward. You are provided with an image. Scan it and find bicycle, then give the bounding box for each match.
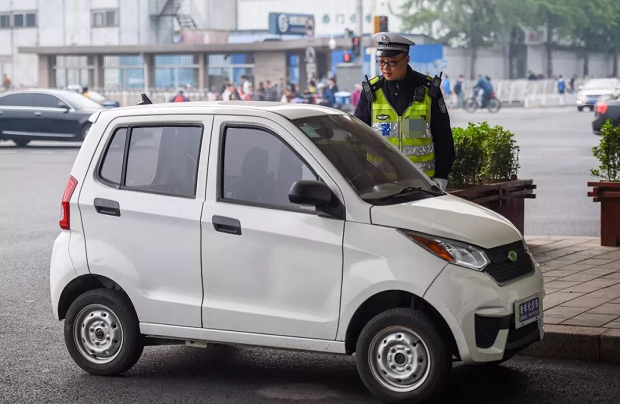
[464,89,502,113]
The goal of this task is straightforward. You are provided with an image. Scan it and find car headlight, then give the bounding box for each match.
[399,230,490,271]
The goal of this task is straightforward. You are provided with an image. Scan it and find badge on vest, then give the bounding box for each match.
[380,123,391,137]
[438,98,447,114]
[376,114,389,121]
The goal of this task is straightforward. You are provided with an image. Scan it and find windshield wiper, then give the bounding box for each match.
[365,185,444,202]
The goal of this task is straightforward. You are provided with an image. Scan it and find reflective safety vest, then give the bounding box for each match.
[369,75,435,177]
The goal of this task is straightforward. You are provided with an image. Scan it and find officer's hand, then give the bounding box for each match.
[432,178,447,191]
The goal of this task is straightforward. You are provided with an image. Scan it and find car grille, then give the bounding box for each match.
[507,321,539,345]
[474,315,505,349]
[484,241,534,285]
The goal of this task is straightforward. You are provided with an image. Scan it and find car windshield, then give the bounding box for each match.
[60,91,104,110]
[291,114,438,204]
[583,80,617,90]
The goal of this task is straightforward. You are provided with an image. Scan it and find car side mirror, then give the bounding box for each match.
[57,102,70,112]
[289,180,344,219]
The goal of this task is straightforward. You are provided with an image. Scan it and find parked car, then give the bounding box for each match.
[592,99,620,134]
[67,85,120,108]
[50,101,544,404]
[0,89,104,146]
[576,78,620,112]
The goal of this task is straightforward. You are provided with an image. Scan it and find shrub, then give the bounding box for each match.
[591,120,620,182]
[448,122,520,189]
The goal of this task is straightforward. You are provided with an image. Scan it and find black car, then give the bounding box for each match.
[0,89,104,146]
[592,99,620,134]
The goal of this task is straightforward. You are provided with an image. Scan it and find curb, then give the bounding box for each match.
[519,325,620,363]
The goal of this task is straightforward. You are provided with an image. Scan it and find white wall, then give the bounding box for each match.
[444,47,506,80]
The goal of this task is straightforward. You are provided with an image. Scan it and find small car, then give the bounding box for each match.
[593,99,620,134]
[576,78,620,112]
[50,101,544,403]
[0,89,104,146]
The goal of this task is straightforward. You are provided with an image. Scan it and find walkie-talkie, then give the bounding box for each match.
[430,71,443,99]
[362,75,376,102]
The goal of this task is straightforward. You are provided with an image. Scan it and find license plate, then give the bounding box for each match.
[515,294,541,329]
[587,99,597,104]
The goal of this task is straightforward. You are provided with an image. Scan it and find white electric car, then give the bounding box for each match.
[50,101,544,403]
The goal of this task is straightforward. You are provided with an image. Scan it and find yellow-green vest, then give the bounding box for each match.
[369,75,435,177]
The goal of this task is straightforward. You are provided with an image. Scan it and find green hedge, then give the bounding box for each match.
[448,122,520,189]
[591,120,620,182]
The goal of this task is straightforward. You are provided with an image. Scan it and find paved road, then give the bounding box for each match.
[450,107,600,237]
[0,109,614,403]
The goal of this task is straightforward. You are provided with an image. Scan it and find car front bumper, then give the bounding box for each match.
[423,258,544,364]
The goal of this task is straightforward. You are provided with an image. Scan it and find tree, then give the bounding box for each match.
[398,0,503,79]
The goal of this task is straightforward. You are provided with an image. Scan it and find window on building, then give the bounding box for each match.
[207,54,254,92]
[25,12,36,27]
[0,14,10,29]
[155,55,199,89]
[13,14,23,27]
[92,9,118,27]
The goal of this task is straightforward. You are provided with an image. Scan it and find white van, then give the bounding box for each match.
[50,101,544,403]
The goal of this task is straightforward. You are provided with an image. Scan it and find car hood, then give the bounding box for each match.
[370,194,522,249]
[580,90,615,97]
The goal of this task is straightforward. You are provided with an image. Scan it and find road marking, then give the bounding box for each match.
[540,148,578,152]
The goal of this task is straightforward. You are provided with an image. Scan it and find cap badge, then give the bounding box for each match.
[381,34,389,43]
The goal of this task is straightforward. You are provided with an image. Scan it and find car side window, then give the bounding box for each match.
[221,126,317,210]
[32,93,63,108]
[0,93,33,106]
[99,128,128,185]
[124,126,203,197]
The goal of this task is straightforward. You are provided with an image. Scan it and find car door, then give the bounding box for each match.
[31,93,81,137]
[201,115,345,340]
[78,115,213,327]
[0,93,36,136]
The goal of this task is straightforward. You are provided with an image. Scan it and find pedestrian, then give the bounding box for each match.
[264,80,279,101]
[170,90,189,102]
[328,78,339,95]
[354,32,455,191]
[221,79,231,94]
[454,75,464,108]
[2,73,10,91]
[351,83,362,107]
[277,77,286,99]
[241,75,252,96]
[557,75,566,94]
[318,83,335,107]
[570,75,576,93]
[527,71,537,81]
[255,82,266,101]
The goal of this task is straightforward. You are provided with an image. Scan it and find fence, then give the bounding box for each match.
[97,78,584,108]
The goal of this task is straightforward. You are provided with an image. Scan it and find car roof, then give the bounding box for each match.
[0,88,79,97]
[100,101,345,121]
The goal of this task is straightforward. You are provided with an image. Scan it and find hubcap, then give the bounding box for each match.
[73,304,123,364]
[368,326,431,393]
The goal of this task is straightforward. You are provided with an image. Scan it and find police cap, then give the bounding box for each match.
[373,32,416,57]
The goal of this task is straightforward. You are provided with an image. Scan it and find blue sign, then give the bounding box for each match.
[268,13,315,36]
[408,44,446,76]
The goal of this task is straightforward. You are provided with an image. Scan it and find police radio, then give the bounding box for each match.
[430,71,443,99]
[362,75,376,102]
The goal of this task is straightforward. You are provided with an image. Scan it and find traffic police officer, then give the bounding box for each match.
[354,32,455,191]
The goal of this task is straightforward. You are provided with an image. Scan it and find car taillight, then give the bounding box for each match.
[595,103,608,115]
[59,176,78,230]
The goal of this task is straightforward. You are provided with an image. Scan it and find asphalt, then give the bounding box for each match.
[450,106,601,237]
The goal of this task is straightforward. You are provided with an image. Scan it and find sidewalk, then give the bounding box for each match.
[522,236,620,363]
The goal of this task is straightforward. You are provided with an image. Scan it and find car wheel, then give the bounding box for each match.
[13,139,31,147]
[589,106,595,112]
[79,124,91,141]
[64,288,144,376]
[356,308,451,404]
[577,106,584,112]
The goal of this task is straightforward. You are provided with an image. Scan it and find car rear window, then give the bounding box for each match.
[98,125,203,198]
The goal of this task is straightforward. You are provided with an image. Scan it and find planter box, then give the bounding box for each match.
[588,181,620,247]
[448,179,536,234]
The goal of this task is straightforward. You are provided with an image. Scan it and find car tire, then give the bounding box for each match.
[577,106,584,112]
[589,106,595,112]
[64,288,144,376]
[13,139,31,147]
[355,308,451,404]
[80,124,91,141]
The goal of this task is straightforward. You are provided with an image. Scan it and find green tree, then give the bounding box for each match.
[398,0,503,79]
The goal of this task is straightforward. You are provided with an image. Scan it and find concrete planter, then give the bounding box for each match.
[587,181,620,246]
[448,179,536,235]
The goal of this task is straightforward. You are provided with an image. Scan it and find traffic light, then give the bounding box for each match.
[373,15,388,33]
[351,36,360,57]
[343,52,353,63]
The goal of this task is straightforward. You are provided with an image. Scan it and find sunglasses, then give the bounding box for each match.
[376,55,408,68]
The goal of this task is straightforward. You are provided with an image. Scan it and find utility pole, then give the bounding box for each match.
[356,0,364,80]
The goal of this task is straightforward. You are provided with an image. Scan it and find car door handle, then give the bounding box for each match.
[34,111,42,116]
[94,198,121,217]
[212,215,241,235]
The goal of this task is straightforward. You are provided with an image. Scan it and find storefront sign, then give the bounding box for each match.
[268,13,315,37]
